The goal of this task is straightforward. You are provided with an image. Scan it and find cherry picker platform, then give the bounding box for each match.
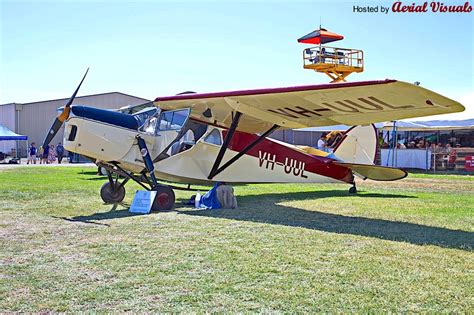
[298,27,364,83]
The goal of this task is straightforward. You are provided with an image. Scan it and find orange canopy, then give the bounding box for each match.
[298,28,344,45]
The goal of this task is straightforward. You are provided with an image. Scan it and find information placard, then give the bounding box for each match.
[129,190,156,214]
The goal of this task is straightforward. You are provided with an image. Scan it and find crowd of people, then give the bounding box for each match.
[314,132,462,169]
[26,142,65,164]
[381,137,461,153]
[380,137,462,168]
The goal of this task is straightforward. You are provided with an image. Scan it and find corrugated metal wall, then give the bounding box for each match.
[2,93,149,157]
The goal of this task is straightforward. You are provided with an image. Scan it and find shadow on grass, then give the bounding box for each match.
[78,170,99,176]
[236,190,416,200]
[81,177,107,181]
[173,190,415,205]
[179,190,473,250]
[53,203,143,227]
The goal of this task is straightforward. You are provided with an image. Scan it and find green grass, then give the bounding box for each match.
[1,167,473,312]
[408,172,474,181]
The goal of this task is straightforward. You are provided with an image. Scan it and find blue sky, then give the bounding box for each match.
[1,0,473,119]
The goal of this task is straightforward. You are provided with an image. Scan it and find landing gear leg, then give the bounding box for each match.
[136,135,176,211]
[349,183,357,194]
[100,170,129,203]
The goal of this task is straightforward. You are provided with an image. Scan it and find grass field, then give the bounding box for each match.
[1,166,473,312]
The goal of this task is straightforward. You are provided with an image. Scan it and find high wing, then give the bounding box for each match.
[154,80,464,134]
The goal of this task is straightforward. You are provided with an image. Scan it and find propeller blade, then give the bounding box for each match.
[65,67,89,108]
[41,68,89,148]
[42,117,64,149]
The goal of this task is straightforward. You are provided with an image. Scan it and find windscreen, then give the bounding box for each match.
[134,107,159,128]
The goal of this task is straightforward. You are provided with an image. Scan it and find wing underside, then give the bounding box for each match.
[154,80,464,134]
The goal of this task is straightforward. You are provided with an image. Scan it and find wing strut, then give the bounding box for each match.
[208,111,279,180]
[208,111,243,179]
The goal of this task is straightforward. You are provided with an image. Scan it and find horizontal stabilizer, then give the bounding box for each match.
[336,162,407,181]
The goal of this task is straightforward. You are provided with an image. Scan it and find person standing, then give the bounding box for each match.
[56,142,65,164]
[48,144,56,164]
[41,145,49,164]
[27,142,37,164]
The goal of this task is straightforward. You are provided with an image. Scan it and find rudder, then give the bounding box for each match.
[333,124,377,165]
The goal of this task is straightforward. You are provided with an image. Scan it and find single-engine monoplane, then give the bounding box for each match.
[41,70,464,210]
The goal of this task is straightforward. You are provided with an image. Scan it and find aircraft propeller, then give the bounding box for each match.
[41,68,89,149]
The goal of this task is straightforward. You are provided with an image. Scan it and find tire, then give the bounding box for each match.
[98,166,108,176]
[349,186,357,194]
[152,186,175,211]
[100,182,126,204]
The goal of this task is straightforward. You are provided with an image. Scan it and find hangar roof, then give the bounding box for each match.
[0,92,150,107]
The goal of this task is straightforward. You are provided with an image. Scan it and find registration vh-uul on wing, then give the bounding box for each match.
[41,28,465,211]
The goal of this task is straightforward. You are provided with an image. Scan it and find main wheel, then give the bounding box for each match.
[349,186,357,194]
[100,182,126,203]
[152,186,175,211]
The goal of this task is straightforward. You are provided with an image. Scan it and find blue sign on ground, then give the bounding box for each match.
[129,190,156,214]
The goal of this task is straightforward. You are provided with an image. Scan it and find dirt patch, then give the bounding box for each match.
[357,177,474,193]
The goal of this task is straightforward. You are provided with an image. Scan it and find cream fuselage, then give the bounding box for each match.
[63,115,346,185]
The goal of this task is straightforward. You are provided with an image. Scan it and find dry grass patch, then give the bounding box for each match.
[0,167,473,312]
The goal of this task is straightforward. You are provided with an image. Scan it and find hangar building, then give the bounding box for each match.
[0,92,150,157]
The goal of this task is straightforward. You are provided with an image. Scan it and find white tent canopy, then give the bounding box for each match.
[0,124,28,141]
[381,119,474,131]
[0,124,28,158]
[297,119,474,132]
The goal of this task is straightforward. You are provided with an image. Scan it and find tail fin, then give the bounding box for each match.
[333,124,407,181]
[333,124,377,165]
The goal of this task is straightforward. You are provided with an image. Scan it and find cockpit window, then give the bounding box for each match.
[203,128,222,145]
[159,109,190,131]
[134,108,158,128]
[139,108,190,135]
[140,115,159,135]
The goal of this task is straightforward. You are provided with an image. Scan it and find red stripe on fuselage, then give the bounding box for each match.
[224,130,353,183]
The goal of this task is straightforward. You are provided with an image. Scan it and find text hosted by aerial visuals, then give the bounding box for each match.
[352,1,472,14]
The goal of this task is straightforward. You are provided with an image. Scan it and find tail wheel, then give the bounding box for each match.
[349,186,357,194]
[152,186,175,211]
[100,182,126,203]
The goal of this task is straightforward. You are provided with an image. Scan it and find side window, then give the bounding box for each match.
[203,129,222,146]
[159,109,190,131]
